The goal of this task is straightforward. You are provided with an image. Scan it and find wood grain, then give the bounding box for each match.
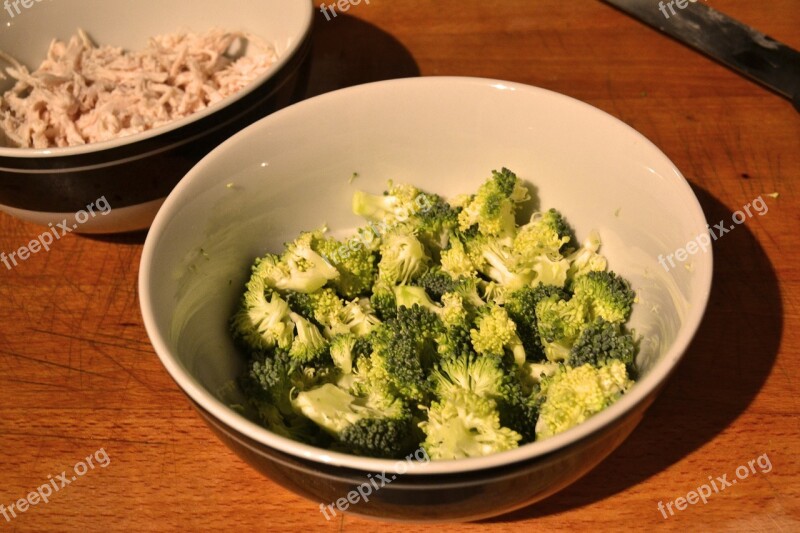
[1,1,798,530]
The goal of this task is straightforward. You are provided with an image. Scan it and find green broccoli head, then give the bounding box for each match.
[231,271,294,351]
[505,284,569,361]
[419,389,522,460]
[457,168,528,241]
[572,270,635,323]
[466,235,534,295]
[439,237,479,280]
[514,208,574,259]
[535,360,633,440]
[377,227,430,285]
[264,230,340,293]
[370,304,445,402]
[413,193,460,252]
[470,304,526,366]
[292,382,414,458]
[288,312,330,364]
[284,287,343,327]
[369,280,398,321]
[570,318,636,374]
[535,293,590,361]
[352,181,429,226]
[313,236,377,299]
[324,298,382,338]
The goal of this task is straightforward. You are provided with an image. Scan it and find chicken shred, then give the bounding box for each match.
[0,28,277,148]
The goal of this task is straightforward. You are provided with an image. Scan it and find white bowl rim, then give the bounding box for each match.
[139,76,713,475]
[0,2,314,159]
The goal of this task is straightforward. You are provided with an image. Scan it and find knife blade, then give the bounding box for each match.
[602,0,800,111]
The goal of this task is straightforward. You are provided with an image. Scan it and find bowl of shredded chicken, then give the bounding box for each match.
[0,28,278,149]
[0,0,313,233]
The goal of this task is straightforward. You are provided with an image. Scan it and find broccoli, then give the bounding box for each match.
[535,360,633,440]
[377,227,430,285]
[505,284,569,361]
[572,271,635,323]
[415,266,458,301]
[284,287,343,327]
[324,298,381,338]
[513,209,574,259]
[570,318,636,374]
[457,168,529,242]
[288,312,329,364]
[352,181,429,226]
[313,235,377,299]
[262,231,340,293]
[231,269,295,351]
[419,390,522,460]
[369,280,398,321]
[232,168,641,460]
[566,230,608,282]
[369,304,445,401]
[292,383,414,458]
[470,304,526,366]
[440,237,479,280]
[413,193,460,253]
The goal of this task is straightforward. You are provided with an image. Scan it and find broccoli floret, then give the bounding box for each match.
[338,418,417,459]
[470,304,526,366]
[534,289,595,362]
[440,237,479,280]
[413,193,460,253]
[288,312,329,363]
[419,390,522,460]
[566,231,608,282]
[466,235,534,295]
[260,231,340,293]
[292,383,413,458]
[369,305,445,401]
[505,284,569,361]
[325,298,381,338]
[330,334,358,374]
[535,360,633,440]
[370,280,398,321]
[457,168,529,241]
[570,318,636,374]
[415,266,458,301]
[352,181,429,226]
[428,354,510,400]
[377,227,430,285]
[231,267,294,351]
[284,287,343,327]
[572,271,635,323]
[514,209,574,259]
[313,236,377,299]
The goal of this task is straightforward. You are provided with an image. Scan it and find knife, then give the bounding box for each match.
[602,0,800,111]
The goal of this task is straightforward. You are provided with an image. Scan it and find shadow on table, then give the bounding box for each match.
[490,184,783,522]
[301,10,420,98]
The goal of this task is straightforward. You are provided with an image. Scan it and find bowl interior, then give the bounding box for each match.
[0,0,312,153]
[140,77,712,474]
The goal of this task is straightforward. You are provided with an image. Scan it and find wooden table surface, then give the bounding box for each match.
[1,1,798,531]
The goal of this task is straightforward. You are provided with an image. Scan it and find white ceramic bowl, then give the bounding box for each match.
[0,0,313,233]
[139,77,713,521]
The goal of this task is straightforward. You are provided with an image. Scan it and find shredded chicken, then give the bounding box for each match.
[0,28,277,148]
